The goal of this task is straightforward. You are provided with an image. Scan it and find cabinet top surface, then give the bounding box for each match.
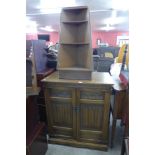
[42,71,114,86]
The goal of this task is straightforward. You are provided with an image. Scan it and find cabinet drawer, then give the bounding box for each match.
[80,89,105,100]
[48,87,72,98]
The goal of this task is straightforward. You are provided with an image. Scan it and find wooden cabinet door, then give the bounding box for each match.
[76,88,111,145]
[44,87,76,139]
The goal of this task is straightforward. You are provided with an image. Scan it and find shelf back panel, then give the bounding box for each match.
[61,8,88,22]
[58,45,93,69]
[60,23,89,43]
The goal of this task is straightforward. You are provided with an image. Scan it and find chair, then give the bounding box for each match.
[96,46,121,72]
[97,58,114,72]
[97,48,115,72]
[93,55,100,71]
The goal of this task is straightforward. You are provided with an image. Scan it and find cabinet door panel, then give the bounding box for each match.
[77,89,110,144]
[80,89,105,100]
[80,104,103,130]
[51,101,72,127]
[48,87,72,98]
[45,87,76,139]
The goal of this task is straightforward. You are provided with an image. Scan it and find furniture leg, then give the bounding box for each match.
[121,138,125,155]
[111,118,117,148]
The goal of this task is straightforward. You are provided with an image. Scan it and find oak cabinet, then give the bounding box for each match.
[42,71,113,150]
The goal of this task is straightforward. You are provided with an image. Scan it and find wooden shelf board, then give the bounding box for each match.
[62,20,88,24]
[58,67,91,71]
[63,6,88,11]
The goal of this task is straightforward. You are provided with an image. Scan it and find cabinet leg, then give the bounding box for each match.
[111,119,117,148]
[121,139,125,155]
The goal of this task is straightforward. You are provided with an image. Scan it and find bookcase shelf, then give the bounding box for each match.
[59,22,89,43]
[62,6,88,11]
[58,6,93,80]
[58,44,92,68]
[58,67,91,71]
[61,6,88,22]
[62,20,88,24]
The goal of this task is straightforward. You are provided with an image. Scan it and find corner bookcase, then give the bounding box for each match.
[58,6,93,80]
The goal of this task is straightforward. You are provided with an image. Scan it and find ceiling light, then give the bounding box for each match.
[99,24,115,31]
[39,26,55,32]
[103,17,126,25]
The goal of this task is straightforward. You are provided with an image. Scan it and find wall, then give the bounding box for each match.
[26,32,59,45]
[26,33,38,40]
[26,31,128,47]
[49,32,59,45]
[92,31,129,48]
